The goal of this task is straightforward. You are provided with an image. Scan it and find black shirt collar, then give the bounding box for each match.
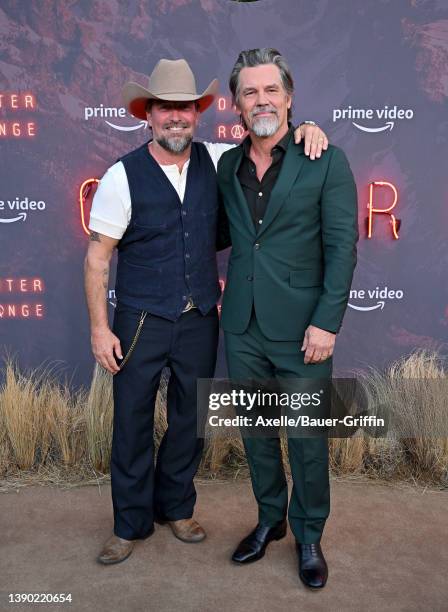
[242,123,293,158]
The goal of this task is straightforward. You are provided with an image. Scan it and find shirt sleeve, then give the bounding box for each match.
[203,141,237,171]
[88,161,131,239]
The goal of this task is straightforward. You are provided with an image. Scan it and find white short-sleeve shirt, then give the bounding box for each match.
[88,141,235,240]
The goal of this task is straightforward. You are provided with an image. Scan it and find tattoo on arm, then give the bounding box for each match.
[90,231,101,242]
[102,267,109,290]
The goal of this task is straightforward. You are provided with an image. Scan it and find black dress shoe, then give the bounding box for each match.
[296,542,328,589]
[231,520,287,564]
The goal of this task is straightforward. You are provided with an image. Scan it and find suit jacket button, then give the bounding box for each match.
[247,275,253,281]
[254,243,260,250]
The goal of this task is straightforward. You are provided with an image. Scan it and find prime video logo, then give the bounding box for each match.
[348,286,405,312]
[332,105,414,133]
[84,105,147,131]
[0,196,46,224]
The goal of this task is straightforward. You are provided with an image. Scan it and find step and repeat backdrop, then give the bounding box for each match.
[0,0,447,388]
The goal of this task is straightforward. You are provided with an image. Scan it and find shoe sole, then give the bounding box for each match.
[97,548,134,565]
[299,578,327,590]
[299,569,328,590]
[96,528,155,565]
[231,528,287,564]
[172,532,206,543]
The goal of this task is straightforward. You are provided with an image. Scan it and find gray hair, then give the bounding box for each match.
[229,48,294,121]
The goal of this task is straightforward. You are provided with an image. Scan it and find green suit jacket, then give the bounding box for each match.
[217,138,358,341]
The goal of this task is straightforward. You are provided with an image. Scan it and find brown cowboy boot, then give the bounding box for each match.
[97,534,135,565]
[165,518,206,543]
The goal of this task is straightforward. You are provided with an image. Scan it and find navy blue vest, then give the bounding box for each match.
[115,141,221,320]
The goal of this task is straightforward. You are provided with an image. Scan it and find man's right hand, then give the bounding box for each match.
[91,327,123,374]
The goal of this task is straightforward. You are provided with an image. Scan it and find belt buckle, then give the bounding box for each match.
[182,298,195,313]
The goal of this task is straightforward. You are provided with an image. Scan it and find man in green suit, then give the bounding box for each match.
[217,48,358,589]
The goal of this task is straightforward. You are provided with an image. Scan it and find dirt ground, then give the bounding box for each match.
[1,478,447,612]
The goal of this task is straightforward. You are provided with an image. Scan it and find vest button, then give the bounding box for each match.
[247,275,253,281]
[185,253,190,258]
[182,210,187,216]
[254,243,260,250]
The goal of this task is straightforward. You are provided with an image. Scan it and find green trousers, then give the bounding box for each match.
[224,311,331,544]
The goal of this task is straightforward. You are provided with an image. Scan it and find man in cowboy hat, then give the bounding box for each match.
[84,57,329,565]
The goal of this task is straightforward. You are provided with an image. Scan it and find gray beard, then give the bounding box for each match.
[251,115,280,137]
[156,134,192,153]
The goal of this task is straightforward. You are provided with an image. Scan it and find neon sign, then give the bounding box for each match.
[79,178,100,235]
[0,277,45,319]
[215,96,246,140]
[216,97,232,111]
[78,176,401,241]
[0,92,37,138]
[367,181,400,239]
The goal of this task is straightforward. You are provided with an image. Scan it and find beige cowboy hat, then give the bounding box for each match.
[122,58,219,120]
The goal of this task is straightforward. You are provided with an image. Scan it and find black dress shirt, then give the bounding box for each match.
[237,125,293,229]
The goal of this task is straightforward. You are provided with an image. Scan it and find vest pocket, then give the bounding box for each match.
[133,222,167,231]
[120,259,163,296]
[130,223,169,257]
[124,258,160,270]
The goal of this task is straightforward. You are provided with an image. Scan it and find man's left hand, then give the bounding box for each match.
[301,325,335,364]
[293,123,329,160]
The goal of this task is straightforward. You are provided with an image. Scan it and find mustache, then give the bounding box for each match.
[250,106,278,118]
[163,122,190,129]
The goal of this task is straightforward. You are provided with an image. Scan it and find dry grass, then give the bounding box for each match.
[201,427,249,479]
[85,366,113,473]
[1,361,42,470]
[0,350,447,490]
[353,350,448,483]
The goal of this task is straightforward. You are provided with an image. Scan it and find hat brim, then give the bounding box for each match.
[122,78,219,120]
